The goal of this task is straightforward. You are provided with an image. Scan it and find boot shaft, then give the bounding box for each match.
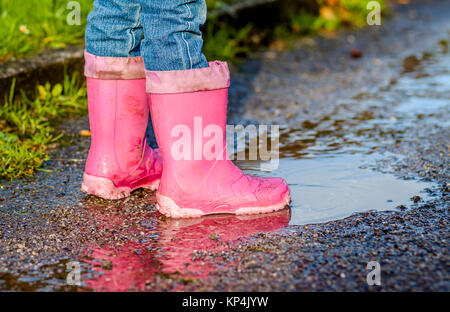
[149,88,235,195]
[86,77,149,176]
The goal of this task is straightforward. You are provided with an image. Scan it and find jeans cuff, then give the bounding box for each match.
[84,51,146,80]
[145,61,231,94]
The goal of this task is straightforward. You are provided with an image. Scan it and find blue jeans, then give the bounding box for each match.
[85,0,209,71]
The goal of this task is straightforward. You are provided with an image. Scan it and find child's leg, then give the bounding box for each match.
[86,0,143,57]
[139,0,209,70]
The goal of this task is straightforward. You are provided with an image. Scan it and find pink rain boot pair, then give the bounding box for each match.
[82,53,290,217]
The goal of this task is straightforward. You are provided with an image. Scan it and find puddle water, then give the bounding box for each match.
[80,205,290,291]
[240,154,434,225]
[394,97,448,117]
[239,47,449,225]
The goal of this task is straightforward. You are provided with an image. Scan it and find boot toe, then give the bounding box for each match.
[254,177,290,206]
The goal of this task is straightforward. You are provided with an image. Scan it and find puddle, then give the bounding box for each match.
[394,97,449,115]
[240,154,434,225]
[238,44,449,225]
[81,207,290,291]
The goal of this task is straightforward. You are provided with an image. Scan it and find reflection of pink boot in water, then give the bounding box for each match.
[81,52,162,200]
[158,209,291,277]
[147,62,291,218]
[84,208,290,291]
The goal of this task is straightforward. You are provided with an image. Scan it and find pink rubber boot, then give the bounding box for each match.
[81,51,162,200]
[146,61,290,218]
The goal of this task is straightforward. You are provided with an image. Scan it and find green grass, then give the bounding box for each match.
[0,0,92,63]
[203,21,253,62]
[288,0,387,33]
[0,72,87,180]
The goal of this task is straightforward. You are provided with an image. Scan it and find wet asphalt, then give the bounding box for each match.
[0,0,448,291]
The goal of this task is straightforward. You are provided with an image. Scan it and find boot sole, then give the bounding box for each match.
[81,173,160,200]
[156,192,291,218]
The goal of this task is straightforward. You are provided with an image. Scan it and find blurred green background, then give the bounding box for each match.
[0,0,91,63]
[0,0,385,63]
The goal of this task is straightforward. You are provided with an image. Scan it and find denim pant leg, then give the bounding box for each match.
[139,0,209,71]
[85,0,143,57]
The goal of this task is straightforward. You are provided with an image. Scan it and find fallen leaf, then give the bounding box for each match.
[79,130,91,137]
[350,48,363,59]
